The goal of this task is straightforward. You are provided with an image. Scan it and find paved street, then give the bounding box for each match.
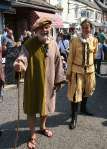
[0,77,107,149]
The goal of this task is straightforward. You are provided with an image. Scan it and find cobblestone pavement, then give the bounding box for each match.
[0,76,107,149]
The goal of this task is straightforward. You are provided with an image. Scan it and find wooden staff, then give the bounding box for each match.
[14,72,21,149]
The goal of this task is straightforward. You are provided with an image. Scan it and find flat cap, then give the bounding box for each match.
[32,16,52,31]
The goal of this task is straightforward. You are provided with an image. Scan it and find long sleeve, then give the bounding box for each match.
[54,43,66,85]
[93,37,98,59]
[66,38,75,75]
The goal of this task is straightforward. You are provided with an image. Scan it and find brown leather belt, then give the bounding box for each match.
[73,63,93,68]
[73,63,93,71]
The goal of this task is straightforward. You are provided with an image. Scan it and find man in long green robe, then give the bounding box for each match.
[14,16,65,149]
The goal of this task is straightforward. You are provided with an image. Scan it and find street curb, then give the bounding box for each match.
[4,79,24,90]
[96,73,107,78]
[4,84,16,90]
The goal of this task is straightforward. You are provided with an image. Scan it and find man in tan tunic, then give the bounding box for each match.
[67,19,98,129]
[14,17,65,149]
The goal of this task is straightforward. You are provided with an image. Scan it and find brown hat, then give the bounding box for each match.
[80,19,93,28]
[32,16,52,31]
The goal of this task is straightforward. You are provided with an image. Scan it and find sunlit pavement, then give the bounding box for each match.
[0,76,107,149]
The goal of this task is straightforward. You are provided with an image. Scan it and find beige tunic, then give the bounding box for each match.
[67,34,98,102]
[14,37,66,115]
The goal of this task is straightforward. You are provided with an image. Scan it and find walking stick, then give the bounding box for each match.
[14,72,21,149]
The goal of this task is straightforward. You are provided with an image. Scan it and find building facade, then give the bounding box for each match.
[0,1,15,33]
[95,0,107,32]
[0,0,56,39]
[47,0,103,33]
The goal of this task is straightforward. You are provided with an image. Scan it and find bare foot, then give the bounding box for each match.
[40,128,53,137]
[27,134,38,149]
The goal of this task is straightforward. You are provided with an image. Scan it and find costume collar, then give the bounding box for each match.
[79,34,92,44]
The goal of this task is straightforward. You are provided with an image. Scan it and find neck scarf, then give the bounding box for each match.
[79,34,90,66]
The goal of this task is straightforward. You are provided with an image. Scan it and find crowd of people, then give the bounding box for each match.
[0,16,107,149]
[94,29,107,75]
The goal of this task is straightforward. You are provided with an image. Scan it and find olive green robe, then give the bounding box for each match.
[14,37,65,116]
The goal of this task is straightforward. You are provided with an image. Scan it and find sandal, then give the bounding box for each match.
[40,128,53,138]
[27,137,38,149]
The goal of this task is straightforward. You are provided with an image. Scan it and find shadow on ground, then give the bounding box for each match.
[88,77,107,119]
[56,77,107,119]
[0,112,70,148]
[1,77,107,148]
[102,121,107,127]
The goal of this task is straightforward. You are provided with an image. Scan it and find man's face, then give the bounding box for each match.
[7,30,13,37]
[36,24,51,43]
[81,23,91,35]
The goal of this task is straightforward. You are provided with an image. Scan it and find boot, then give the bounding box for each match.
[80,97,93,116]
[69,102,78,129]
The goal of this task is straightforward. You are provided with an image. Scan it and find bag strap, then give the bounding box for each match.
[62,40,66,50]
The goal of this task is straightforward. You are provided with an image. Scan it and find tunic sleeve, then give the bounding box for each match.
[66,38,75,75]
[93,37,98,59]
[13,45,29,71]
[54,42,66,85]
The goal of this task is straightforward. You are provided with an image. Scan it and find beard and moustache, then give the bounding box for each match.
[36,31,50,44]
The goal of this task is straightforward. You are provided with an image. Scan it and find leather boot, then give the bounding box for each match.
[80,97,93,116]
[69,102,78,129]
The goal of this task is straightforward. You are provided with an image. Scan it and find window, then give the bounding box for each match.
[81,10,87,17]
[89,10,94,19]
[95,12,101,21]
[86,10,94,19]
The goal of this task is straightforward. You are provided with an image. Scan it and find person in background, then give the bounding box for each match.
[0,31,2,46]
[19,30,27,43]
[1,29,20,84]
[56,32,63,44]
[94,31,98,39]
[95,39,104,75]
[66,19,98,129]
[14,16,65,149]
[0,38,2,136]
[19,30,32,44]
[23,31,32,43]
[0,36,5,136]
[102,38,107,60]
[98,28,106,44]
[0,31,5,92]
[1,27,9,43]
[69,26,77,39]
[58,33,69,62]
